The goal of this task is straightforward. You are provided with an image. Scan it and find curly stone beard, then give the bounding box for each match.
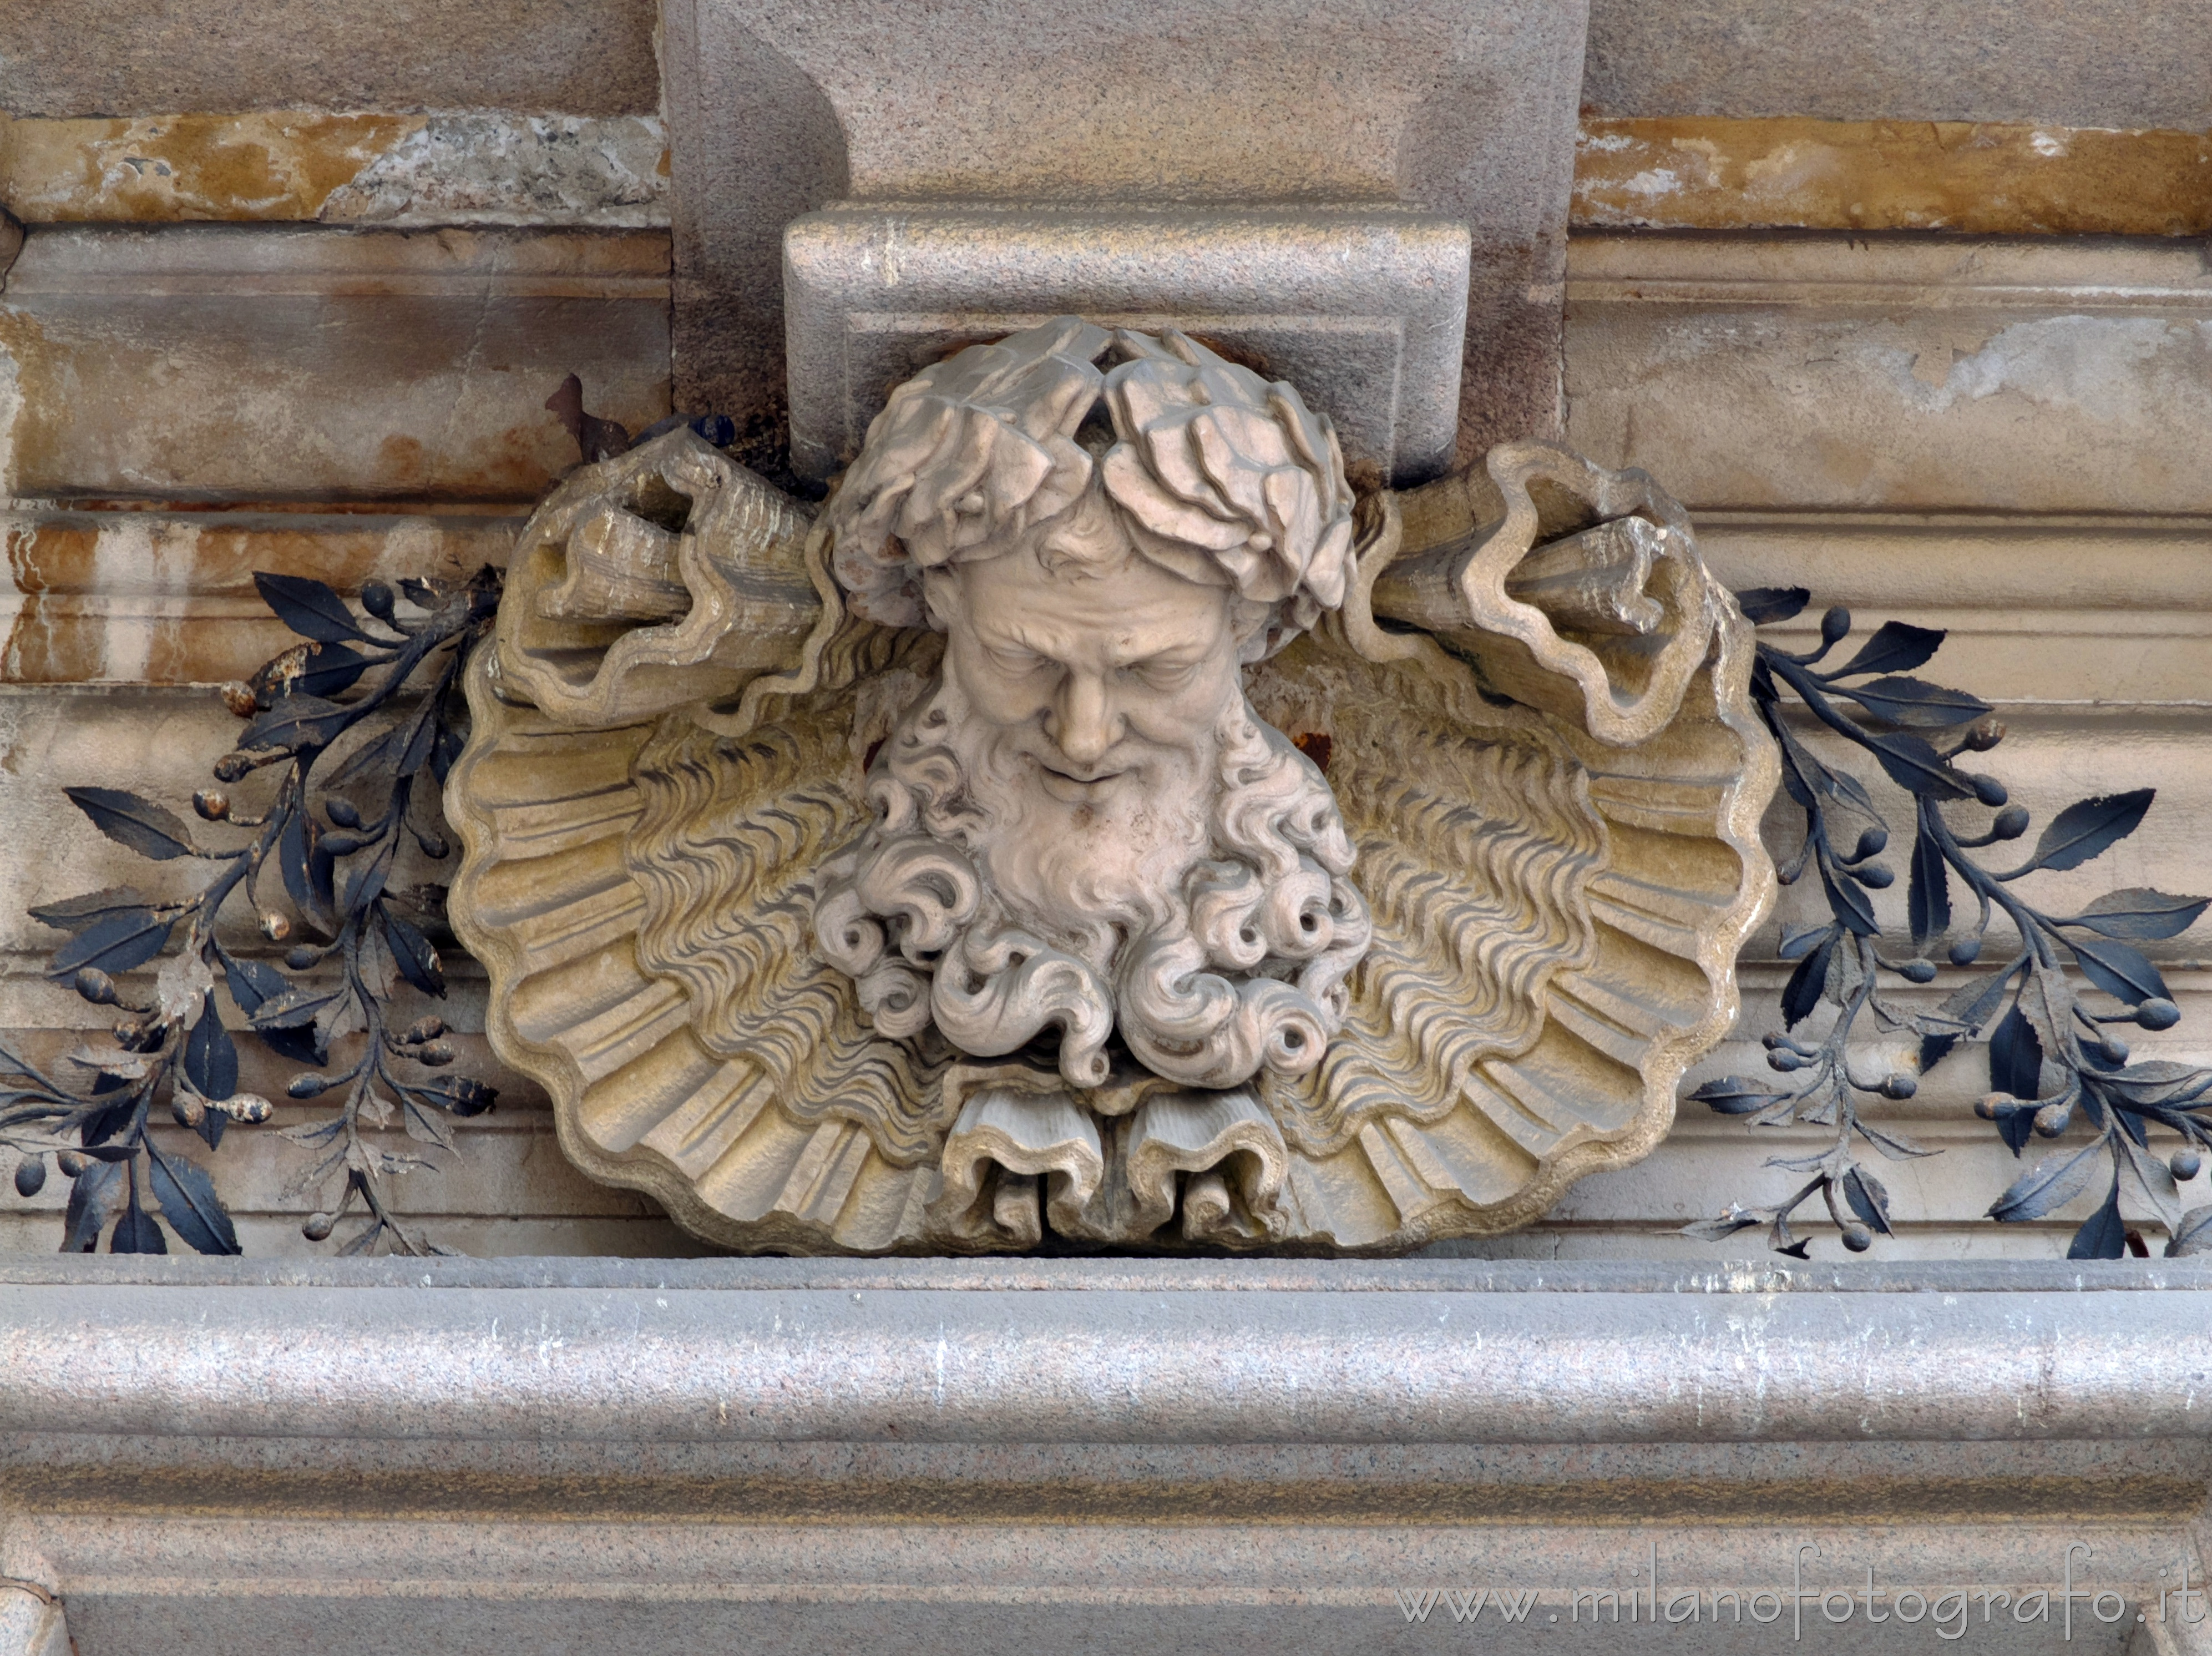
[813,675,1371,1092]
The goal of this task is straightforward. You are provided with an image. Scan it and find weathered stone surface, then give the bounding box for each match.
[0,1260,2200,1651]
[1691,514,2212,707]
[1575,118,2212,236]
[0,226,669,502]
[1583,0,2212,129]
[0,114,670,228]
[0,1589,65,1656]
[782,208,1472,485]
[0,0,660,118]
[1,511,520,684]
[663,0,1591,472]
[1565,234,2212,514]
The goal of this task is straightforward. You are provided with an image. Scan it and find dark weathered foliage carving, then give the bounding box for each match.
[1,571,502,1255]
[1690,589,2210,1259]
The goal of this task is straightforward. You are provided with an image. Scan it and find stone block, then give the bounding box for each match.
[1572,118,2212,238]
[1583,0,2212,129]
[0,114,670,229]
[0,511,522,685]
[782,206,1471,484]
[0,226,669,503]
[662,0,1591,474]
[1564,233,2212,515]
[1,0,661,118]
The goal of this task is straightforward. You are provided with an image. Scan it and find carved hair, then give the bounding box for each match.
[814,684,1371,1092]
[826,316,1356,657]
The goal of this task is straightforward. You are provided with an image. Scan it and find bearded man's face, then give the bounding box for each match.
[813,486,1370,1094]
[928,490,1245,921]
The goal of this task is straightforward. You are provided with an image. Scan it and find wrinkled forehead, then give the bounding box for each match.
[936,528,1242,659]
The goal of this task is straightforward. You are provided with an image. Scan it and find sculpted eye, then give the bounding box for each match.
[984,644,1046,676]
[1130,657,1199,689]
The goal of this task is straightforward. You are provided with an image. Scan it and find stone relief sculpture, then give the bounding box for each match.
[447,318,1778,1252]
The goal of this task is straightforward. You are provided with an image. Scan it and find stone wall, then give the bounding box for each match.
[3,4,2208,1260]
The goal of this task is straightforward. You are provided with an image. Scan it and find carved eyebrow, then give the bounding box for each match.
[1108,638,1214,669]
[978,625,1056,664]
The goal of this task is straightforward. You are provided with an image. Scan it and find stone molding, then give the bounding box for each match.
[2,1262,2208,1651]
[780,206,1472,484]
[4,1258,2211,1445]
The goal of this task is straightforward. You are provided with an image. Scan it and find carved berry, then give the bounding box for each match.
[2137,998,2181,1031]
[194,790,231,821]
[73,967,117,1006]
[260,911,291,942]
[2171,1149,2203,1182]
[1840,1223,1873,1253]
[13,1158,45,1198]
[1949,937,1983,966]
[302,1211,336,1241]
[1899,958,1937,983]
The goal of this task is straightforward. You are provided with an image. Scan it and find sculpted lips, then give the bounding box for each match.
[1036,759,1128,799]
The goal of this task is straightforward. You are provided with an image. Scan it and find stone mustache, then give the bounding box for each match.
[448,319,1777,1253]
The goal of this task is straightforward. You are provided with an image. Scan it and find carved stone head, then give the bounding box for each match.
[812,319,1371,1093]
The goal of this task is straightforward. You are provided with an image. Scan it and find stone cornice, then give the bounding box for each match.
[3,1259,2209,1451]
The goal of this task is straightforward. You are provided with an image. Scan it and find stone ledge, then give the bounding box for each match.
[3,1258,2210,1448]
[4,1259,2204,1653]
[7,1255,2212,1293]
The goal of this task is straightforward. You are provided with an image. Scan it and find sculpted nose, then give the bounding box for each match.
[1049,670,1119,768]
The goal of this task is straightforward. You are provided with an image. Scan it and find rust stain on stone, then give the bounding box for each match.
[1574,118,2212,236]
[0,311,65,503]
[0,113,421,223]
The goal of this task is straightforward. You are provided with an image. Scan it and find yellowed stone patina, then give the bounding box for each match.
[447,320,1777,1253]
